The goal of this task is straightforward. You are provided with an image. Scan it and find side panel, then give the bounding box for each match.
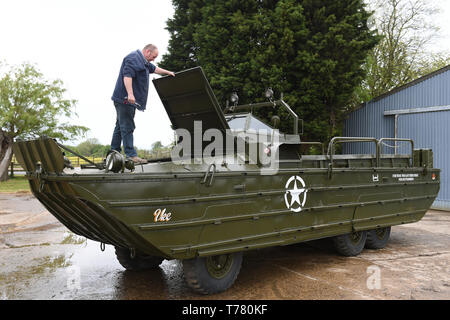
[398,112,450,209]
[13,138,440,260]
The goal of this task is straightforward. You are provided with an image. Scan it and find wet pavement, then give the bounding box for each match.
[0,193,449,300]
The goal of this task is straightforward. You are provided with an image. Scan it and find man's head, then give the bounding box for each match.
[142,44,158,62]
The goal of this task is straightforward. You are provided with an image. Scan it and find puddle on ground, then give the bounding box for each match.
[1,220,448,300]
[0,231,188,299]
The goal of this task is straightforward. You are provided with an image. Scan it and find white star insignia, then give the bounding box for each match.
[284,176,308,213]
[289,180,305,207]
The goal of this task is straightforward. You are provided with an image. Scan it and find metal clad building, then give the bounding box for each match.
[343,65,450,210]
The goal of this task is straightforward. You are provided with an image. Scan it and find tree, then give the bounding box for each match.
[354,0,450,103]
[0,129,13,181]
[0,62,89,181]
[151,141,164,152]
[76,138,109,157]
[161,0,379,143]
[160,0,204,72]
[298,0,380,139]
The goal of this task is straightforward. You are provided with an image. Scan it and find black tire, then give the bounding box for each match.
[115,247,164,271]
[183,252,243,295]
[333,230,367,257]
[365,227,391,249]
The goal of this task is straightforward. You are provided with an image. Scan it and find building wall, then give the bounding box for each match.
[343,67,450,210]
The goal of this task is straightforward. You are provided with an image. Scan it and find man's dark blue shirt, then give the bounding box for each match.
[111,49,156,111]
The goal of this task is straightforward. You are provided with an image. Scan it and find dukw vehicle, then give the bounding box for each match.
[13,67,440,294]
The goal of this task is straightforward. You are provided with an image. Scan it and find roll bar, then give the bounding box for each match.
[327,137,415,178]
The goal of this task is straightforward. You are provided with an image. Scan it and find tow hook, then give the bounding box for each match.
[130,248,136,259]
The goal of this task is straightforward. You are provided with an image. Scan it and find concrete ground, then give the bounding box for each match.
[0,192,449,300]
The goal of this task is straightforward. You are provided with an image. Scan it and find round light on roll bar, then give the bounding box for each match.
[265,88,274,99]
[230,92,239,104]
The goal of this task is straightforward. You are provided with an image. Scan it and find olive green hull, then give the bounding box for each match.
[14,138,439,260]
[24,167,439,260]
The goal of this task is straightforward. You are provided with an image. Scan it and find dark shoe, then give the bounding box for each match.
[130,156,148,164]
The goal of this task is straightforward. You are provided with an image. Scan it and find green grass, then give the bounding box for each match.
[0,176,31,193]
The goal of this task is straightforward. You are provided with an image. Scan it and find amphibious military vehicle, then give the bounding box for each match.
[13,67,440,295]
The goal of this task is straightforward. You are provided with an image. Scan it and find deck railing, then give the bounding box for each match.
[8,151,171,175]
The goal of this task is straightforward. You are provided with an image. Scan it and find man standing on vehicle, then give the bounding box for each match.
[111,44,175,164]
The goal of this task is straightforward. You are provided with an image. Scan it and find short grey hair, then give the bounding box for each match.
[143,44,157,52]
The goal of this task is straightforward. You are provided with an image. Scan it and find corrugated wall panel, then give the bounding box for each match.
[398,112,450,209]
[343,67,450,209]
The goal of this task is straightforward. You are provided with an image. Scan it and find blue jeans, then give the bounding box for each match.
[111,102,137,157]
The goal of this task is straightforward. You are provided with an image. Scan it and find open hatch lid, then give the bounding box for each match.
[152,67,230,136]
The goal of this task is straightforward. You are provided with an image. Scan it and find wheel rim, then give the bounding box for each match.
[206,254,234,279]
[375,228,387,240]
[349,231,363,244]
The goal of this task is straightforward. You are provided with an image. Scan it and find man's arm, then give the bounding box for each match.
[123,77,135,104]
[155,67,175,77]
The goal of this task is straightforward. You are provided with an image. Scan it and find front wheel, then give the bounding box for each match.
[183,252,243,295]
[365,227,391,249]
[333,231,367,256]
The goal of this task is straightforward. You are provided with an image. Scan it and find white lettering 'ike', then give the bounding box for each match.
[153,208,172,222]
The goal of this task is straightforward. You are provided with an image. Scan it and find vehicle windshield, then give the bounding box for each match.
[225,113,275,133]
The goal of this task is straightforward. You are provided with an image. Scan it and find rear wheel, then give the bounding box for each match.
[365,227,391,249]
[183,252,243,295]
[115,247,164,271]
[333,231,367,256]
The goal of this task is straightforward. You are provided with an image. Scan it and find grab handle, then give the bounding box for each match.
[201,163,216,187]
[327,137,379,178]
[378,138,414,167]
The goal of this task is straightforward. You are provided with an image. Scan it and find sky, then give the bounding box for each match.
[1,0,449,150]
[0,0,175,149]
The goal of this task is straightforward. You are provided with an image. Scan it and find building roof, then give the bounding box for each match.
[355,64,450,110]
